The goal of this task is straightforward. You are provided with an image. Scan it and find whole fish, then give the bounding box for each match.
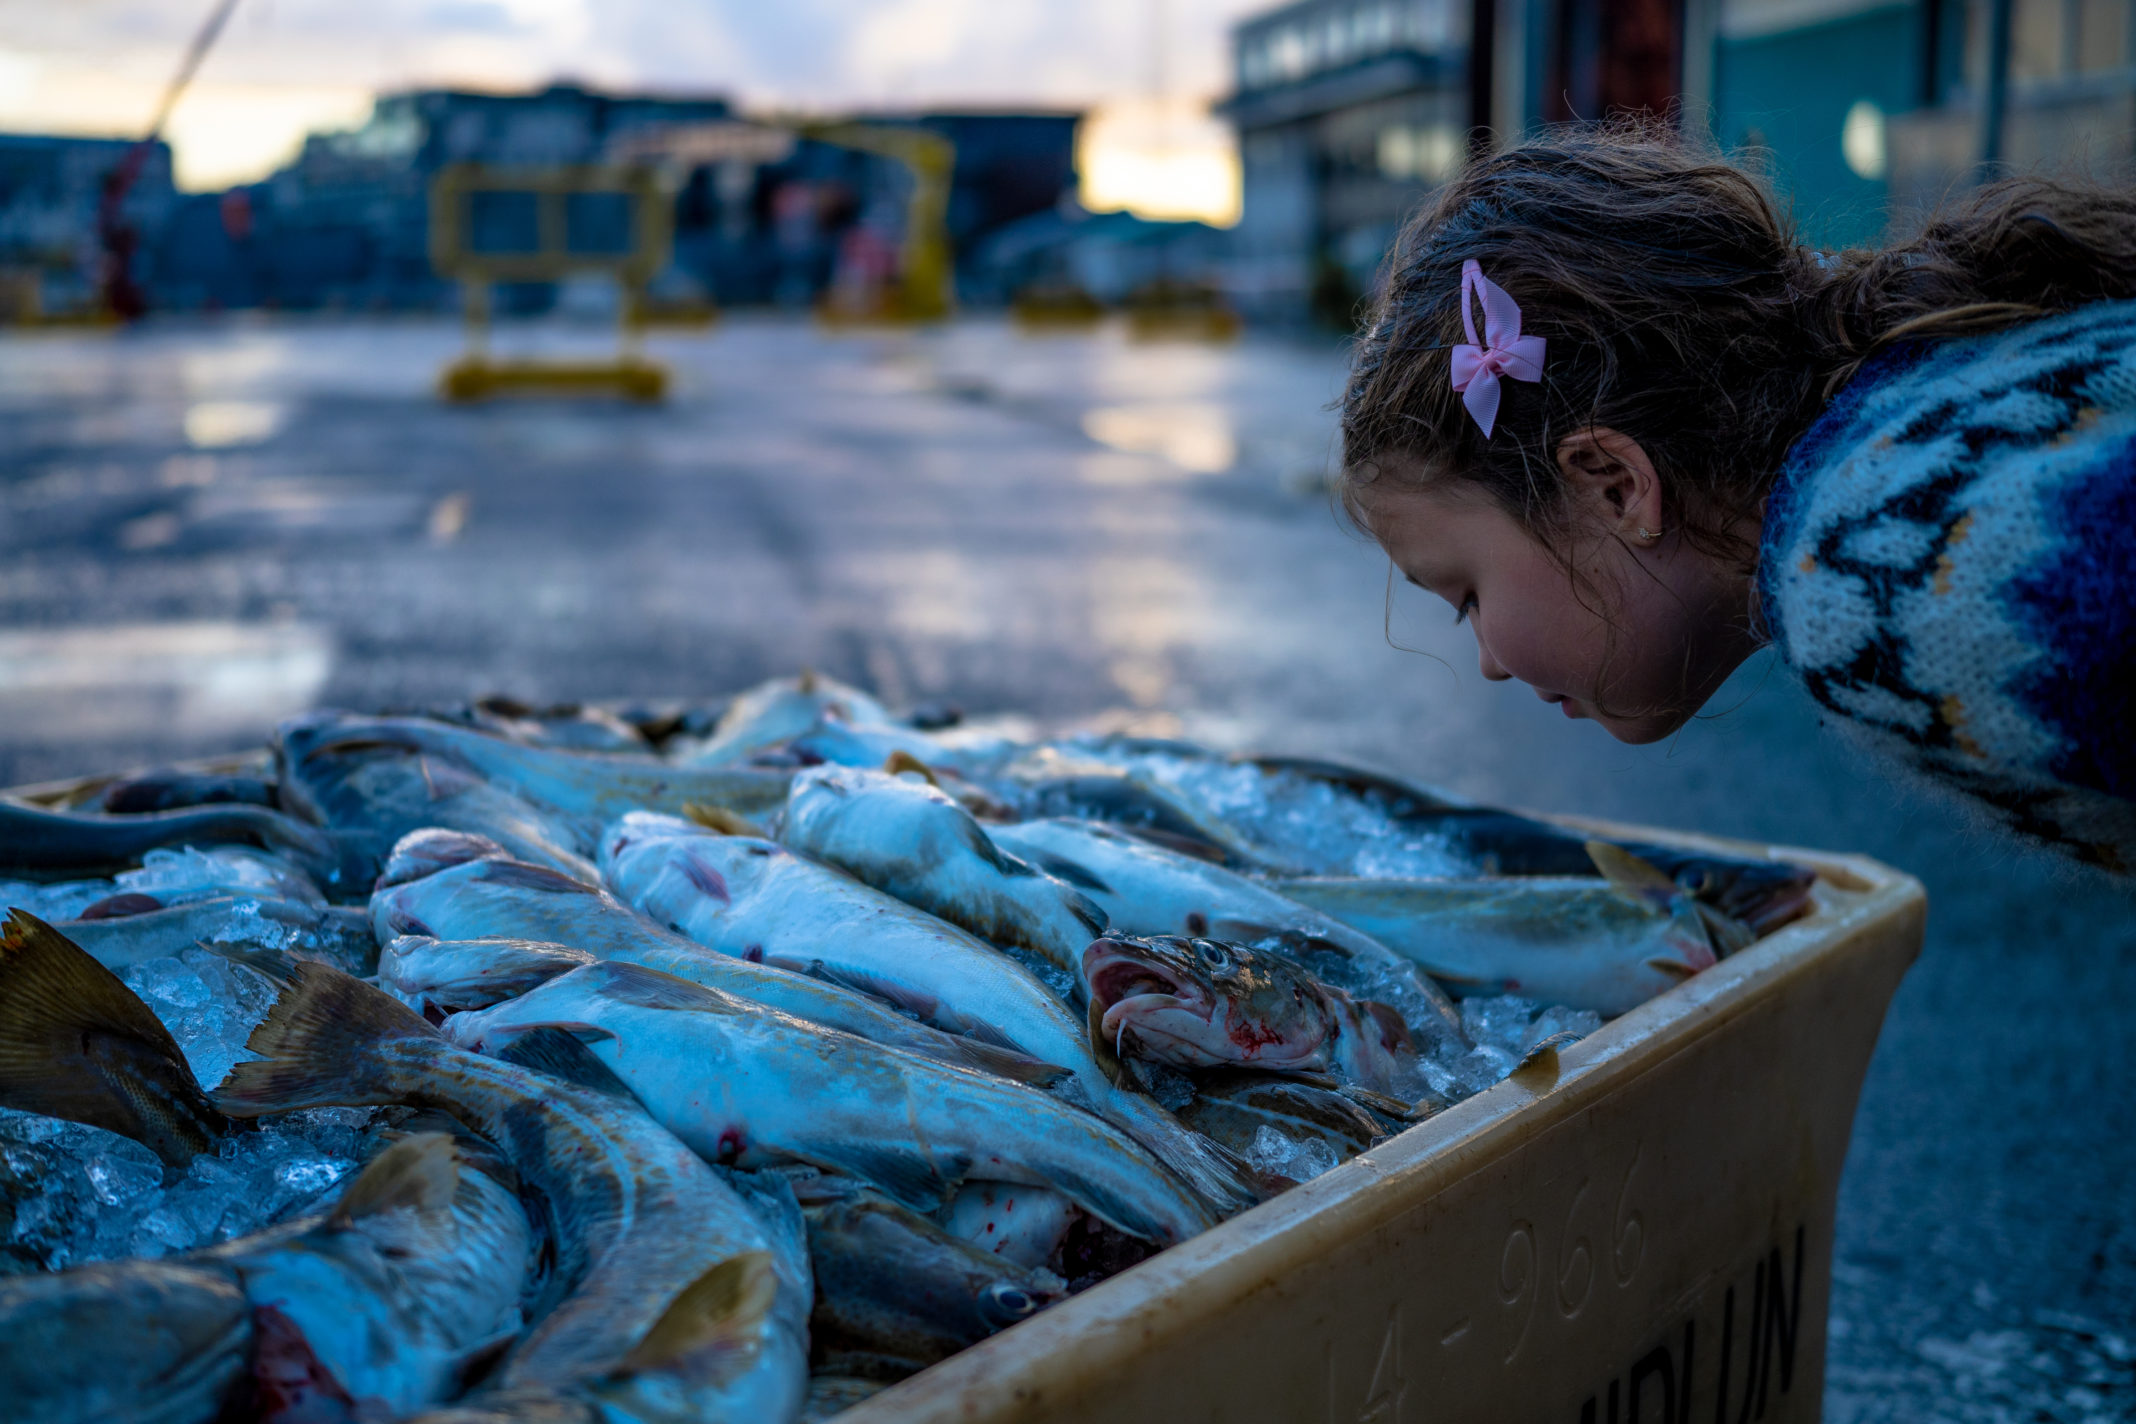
[0,1131,533,1424]
[600,811,1100,1067]
[372,854,1062,1084]
[795,1176,1065,1380]
[58,895,378,976]
[669,671,891,768]
[779,765,1107,980]
[444,961,1219,1245]
[988,817,1466,1049]
[1083,934,1424,1099]
[274,725,598,884]
[1271,861,1734,1017]
[0,909,233,1166]
[280,712,792,850]
[1242,756,1817,933]
[0,797,337,886]
[214,962,805,1415]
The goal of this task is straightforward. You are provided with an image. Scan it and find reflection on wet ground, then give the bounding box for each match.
[0,315,2128,1417]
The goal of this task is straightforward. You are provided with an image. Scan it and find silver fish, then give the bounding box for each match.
[1082,934,1424,1098]
[214,963,805,1416]
[444,961,1219,1246]
[938,1181,1081,1271]
[988,817,1466,1048]
[600,810,1093,1066]
[281,713,791,848]
[778,765,1106,979]
[371,853,1063,1084]
[275,722,599,883]
[0,796,338,886]
[669,672,891,768]
[795,1175,1065,1380]
[1270,863,1731,1018]
[0,1132,532,1424]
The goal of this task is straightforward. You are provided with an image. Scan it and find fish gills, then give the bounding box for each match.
[0,909,230,1166]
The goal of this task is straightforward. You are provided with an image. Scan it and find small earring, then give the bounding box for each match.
[1638,527,1662,542]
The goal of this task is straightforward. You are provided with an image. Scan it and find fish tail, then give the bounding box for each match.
[0,909,228,1167]
[215,960,440,1117]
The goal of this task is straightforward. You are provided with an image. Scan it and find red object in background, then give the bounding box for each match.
[1545,0,1684,122]
[96,150,152,322]
[219,189,253,242]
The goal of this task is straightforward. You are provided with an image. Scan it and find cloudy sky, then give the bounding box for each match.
[0,0,1264,216]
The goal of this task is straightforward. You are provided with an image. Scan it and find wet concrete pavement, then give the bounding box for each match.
[1,314,2129,1418]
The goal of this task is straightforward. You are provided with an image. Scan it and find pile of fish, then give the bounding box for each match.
[0,674,1819,1423]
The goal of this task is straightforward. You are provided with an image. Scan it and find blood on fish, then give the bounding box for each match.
[251,1302,359,1422]
[716,1128,744,1164]
[1226,1018,1285,1052]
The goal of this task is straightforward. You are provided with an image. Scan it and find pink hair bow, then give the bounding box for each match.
[1448,258,1545,438]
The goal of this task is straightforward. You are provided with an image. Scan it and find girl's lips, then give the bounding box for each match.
[1561,698,1582,719]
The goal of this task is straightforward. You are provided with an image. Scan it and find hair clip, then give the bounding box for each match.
[1449,259,1545,438]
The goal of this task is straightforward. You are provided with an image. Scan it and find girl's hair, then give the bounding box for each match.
[1339,122,2136,564]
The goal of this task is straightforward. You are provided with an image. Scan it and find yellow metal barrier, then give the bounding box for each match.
[429,163,675,402]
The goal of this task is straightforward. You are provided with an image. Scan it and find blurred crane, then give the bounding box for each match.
[97,0,244,320]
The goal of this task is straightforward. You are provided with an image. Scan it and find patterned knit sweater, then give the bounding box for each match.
[1759,299,2136,871]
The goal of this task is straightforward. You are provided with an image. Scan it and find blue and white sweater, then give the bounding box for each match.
[1760,299,2136,871]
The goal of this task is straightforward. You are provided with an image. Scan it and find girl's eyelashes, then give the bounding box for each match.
[1452,594,1477,626]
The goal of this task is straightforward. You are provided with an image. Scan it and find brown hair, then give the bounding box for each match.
[1338,122,2136,565]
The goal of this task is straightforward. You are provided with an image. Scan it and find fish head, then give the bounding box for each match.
[1082,934,1335,1073]
[1621,844,1817,937]
[377,828,512,888]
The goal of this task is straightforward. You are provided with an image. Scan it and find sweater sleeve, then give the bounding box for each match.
[1759,301,2136,871]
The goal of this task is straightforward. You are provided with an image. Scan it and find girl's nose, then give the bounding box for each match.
[1476,640,1512,682]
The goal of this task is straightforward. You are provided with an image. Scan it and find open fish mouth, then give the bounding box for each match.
[1083,938,1319,1070]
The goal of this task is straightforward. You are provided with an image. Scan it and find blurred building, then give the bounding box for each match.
[0,135,177,317]
[0,86,1080,317]
[1223,0,2136,322]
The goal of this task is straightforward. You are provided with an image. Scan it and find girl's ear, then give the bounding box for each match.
[1555,427,1666,544]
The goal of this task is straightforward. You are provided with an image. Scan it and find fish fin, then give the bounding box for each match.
[825,1143,957,1212]
[937,1038,1074,1089]
[616,1251,778,1380]
[1014,847,1112,896]
[680,803,768,838]
[496,1026,640,1103]
[0,909,226,1167]
[206,943,302,989]
[329,1131,459,1228]
[795,959,941,1024]
[215,962,437,1117]
[1359,999,1415,1054]
[583,961,745,1014]
[881,750,939,785]
[1585,841,1679,907]
[1692,902,1757,958]
[471,861,598,895]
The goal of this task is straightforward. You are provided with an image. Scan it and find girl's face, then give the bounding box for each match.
[1361,473,1757,745]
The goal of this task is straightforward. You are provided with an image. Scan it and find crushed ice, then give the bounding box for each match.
[0,1105,382,1273]
[0,847,323,926]
[1247,1123,1342,1185]
[121,946,283,1090]
[1419,995,1603,1100]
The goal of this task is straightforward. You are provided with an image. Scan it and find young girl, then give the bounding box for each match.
[1340,128,2136,871]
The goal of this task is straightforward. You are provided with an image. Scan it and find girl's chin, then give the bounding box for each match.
[1589,705,1695,745]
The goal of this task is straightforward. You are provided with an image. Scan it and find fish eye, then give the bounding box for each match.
[1193,940,1230,970]
[985,1283,1038,1318]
